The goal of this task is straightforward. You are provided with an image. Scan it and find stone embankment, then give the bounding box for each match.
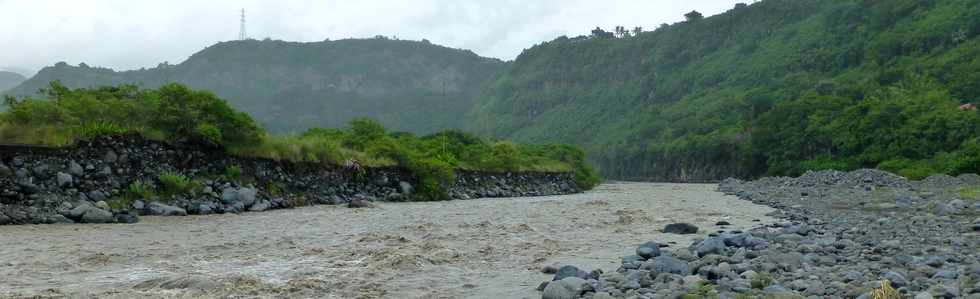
[0,135,579,225]
[539,169,980,299]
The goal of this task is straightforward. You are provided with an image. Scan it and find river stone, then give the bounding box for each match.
[147,202,188,216]
[56,172,73,188]
[553,265,593,281]
[542,277,588,299]
[87,190,107,202]
[648,255,690,275]
[236,187,257,207]
[220,188,237,204]
[104,150,118,163]
[664,223,699,234]
[636,241,662,259]
[81,208,114,223]
[695,237,727,257]
[115,213,139,224]
[884,271,908,288]
[248,200,271,212]
[95,201,110,210]
[399,181,413,195]
[68,202,94,219]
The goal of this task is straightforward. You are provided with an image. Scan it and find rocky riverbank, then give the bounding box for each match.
[0,135,579,225]
[539,169,980,299]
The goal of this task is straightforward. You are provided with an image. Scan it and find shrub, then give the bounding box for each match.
[158,171,194,196]
[125,180,154,200]
[225,165,243,181]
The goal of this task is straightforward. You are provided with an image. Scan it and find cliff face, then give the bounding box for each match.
[7,38,506,134]
[0,136,578,225]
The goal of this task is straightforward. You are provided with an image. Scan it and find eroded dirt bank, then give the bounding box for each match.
[0,182,774,299]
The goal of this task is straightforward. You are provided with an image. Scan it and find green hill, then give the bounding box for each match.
[7,38,505,134]
[469,0,980,181]
[0,71,26,92]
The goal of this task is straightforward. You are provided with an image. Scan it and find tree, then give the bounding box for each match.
[591,27,614,39]
[684,10,704,22]
[632,27,643,36]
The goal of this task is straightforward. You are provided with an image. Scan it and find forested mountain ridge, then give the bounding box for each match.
[0,71,26,92]
[469,0,980,181]
[7,38,506,134]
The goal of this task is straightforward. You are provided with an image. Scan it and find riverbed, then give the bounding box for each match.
[0,183,775,299]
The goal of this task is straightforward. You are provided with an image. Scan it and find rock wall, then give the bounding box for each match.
[0,136,580,225]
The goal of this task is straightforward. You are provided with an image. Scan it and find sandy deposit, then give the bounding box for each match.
[0,182,775,299]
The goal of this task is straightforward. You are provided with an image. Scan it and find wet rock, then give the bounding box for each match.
[663,223,698,234]
[56,172,73,188]
[399,181,413,195]
[68,161,84,177]
[636,241,662,259]
[81,208,114,223]
[553,265,594,281]
[695,237,727,257]
[248,200,271,212]
[647,255,690,275]
[114,213,139,224]
[542,277,588,299]
[348,198,374,208]
[147,202,187,216]
[236,187,257,207]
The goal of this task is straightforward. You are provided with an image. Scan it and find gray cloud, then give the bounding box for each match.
[0,0,743,75]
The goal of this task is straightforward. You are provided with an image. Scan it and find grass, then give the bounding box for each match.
[959,186,980,201]
[226,134,396,167]
[157,171,198,197]
[683,282,718,299]
[125,180,154,201]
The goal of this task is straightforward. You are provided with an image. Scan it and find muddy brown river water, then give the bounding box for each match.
[0,183,775,299]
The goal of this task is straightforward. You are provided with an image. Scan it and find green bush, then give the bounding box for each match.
[125,180,154,201]
[225,165,243,181]
[158,171,195,196]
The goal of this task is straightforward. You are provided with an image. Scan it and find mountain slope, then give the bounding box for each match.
[469,0,980,181]
[8,38,506,133]
[0,71,26,92]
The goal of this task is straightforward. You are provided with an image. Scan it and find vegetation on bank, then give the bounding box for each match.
[469,0,980,180]
[0,82,600,199]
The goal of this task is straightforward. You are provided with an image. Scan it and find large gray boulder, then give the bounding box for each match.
[695,237,728,257]
[56,172,73,188]
[147,202,188,216]
[235,187,257,207]
[68,161,84,177]
[542,277,589,299]
[81,208,114,223]
[647,255,690,275]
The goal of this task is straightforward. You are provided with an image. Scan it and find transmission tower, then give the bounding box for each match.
[238,9,247,40]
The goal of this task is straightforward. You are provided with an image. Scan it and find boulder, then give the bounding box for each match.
[399,181,413,195]
[147,202,188,216]
[664,223,698,234]
[636,241,662,259]
[220,188,237,204]
[553,265,594,281]
[68,161,84,177]
[235,187,257,207]
[695,237,728,257]
[542,277,588,299]
[56,172,73,188]
[115,213,139,224]
[80,208,114,223]
[248,200,271,212]
[647,255,690,275]
[348,199,374,208]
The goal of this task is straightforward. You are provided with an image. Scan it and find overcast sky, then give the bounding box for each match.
[1,0,743,76]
